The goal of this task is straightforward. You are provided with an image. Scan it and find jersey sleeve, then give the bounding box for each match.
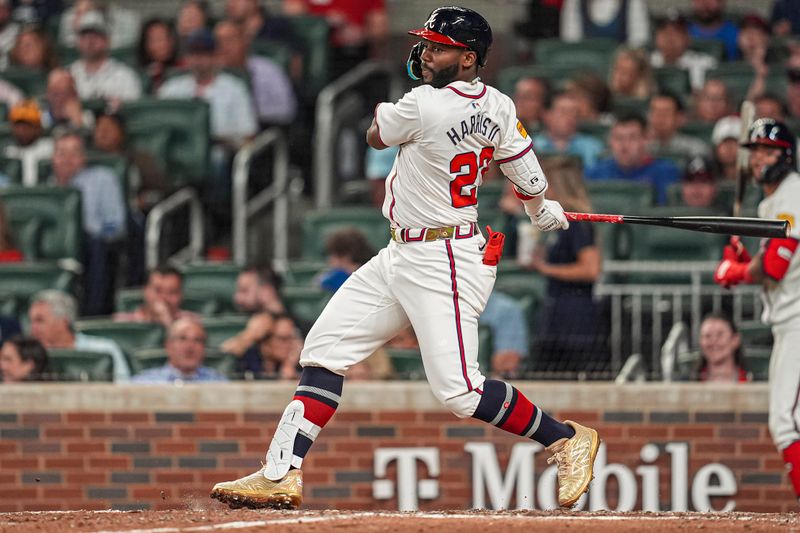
[493,98,534,163]
[374,89,422,147]
[767,189,800,240]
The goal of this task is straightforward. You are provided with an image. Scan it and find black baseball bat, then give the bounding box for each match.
[565,212,789,239]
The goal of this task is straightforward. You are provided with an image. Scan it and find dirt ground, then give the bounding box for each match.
[1,510,800,533]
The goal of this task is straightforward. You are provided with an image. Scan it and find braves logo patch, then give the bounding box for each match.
[516,120,528,139]
[777,213,795,231]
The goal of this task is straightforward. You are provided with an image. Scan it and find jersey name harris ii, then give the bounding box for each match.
[375,78,543,229]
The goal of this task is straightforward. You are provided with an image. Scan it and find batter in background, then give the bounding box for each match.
[713,118,800,501]
[211,6,600,511]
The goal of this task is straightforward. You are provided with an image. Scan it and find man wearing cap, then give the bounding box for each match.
[4,100,53,187]
[68,10,141,101]
[679,155,723,210]
[58,1,141,49]
[650,12,717,91]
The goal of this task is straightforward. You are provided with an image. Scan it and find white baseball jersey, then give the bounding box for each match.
[375,78,542,228]
[757,171,800,325]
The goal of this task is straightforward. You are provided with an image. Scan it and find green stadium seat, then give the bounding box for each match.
[289,15,330,97]
[628,207,727,262]
[497,64,584,95]
[0,68,47,97]
[477,181,504,220]
[119,98,210,187]
[201,314,250,348]
[707,62,754,105]
[653,67,691,99]
[745,346,771,381]
[115,288,220,316]
[0,186,82,262]
[280,285,331,329]
[0,156,22,184]
[577,121,610,140]
[611,96,649,117]
[385,347,425,380]
[249,40,292,72]
[284,259,326,286]
[477,325,493,372]
[130,347,236,377]
[0,262,75,319]
[586,180,654,214]
[74,319,164,355]
[48,349,114,382]
[738,321,773,348]
[679,122,715,145]
[534,38,616,72]
[182,262,241,314]
[301,207,388,259]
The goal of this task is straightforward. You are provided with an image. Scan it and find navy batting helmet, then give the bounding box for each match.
[408,6,493,67]
[742,118,796,184]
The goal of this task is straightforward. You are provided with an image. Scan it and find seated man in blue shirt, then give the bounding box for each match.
[479,292,529,379]
[133,317,228,383]
[533,90,605,168]
[586,113,680,205]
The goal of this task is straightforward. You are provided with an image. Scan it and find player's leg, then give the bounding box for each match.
[768,323,800,501]
[395,237,598,508]
[211,246,410,509]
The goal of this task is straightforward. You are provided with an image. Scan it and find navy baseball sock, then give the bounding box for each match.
[288,366,344,468]
[472,379,575,446]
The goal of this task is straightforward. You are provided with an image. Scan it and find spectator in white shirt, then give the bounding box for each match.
[650,13,717,92]
[3,100,53,187]
[0,0,20,70]
[68,10,141,102]
[59,0,141,49]
[214,19,296,127]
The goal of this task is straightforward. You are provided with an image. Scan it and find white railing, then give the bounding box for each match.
[144,187,204,270]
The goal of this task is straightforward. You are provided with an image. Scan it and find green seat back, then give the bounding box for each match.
[249,40,292,72]
[738,321,773,348]
[745,347,771,381]
[0,263,75,318]
[611,96,649,117]
[0,122,12,150]
[534,38,616,72]
[289,15,330,97]
[120,98,210,187]
[653,67,691,100]
[74,319,164,355]
[497,64,584,95]
[689,39,725,61]
[586,180,654,214]
[0,68,47,97]
[48,349,114,382]
[281,286,330,329]
[301,207,387,259]
[477,325,493,372]
[201,314,250,348]
[284,259,326,287]
[0,186,82,262]
[385,347,424,379]
[0,156,22,184]
[679,122,715,145]
[182,262,241,314]
[477,181,504,220]
[707,62,754,105]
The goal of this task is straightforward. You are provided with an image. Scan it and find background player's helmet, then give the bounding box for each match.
[407,6,493,67]
[742,118,796,184]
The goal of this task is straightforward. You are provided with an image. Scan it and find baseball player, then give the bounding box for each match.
[713,118,800,500]
[211,6,599,510]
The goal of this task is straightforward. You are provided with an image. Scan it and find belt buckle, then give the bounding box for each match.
[427,226,454,241]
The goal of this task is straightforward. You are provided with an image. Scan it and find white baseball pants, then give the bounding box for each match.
[768,318,800,451]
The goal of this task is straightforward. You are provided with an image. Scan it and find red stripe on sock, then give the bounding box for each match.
[500,393,535,435]
[293,395,337,428]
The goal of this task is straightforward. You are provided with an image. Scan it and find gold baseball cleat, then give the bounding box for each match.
[546,420,600,509]
[210,467,303,510]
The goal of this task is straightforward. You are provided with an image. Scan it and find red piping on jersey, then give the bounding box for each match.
[445,239,473,392]
[373,103,387,147]
[387,171,397,224]
[446,84,486,100]
[496,142,534,165]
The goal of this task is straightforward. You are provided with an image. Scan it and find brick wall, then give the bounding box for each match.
[0,383,794,512]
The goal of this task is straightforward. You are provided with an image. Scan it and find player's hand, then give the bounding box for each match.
[713,259,752,288]
[727,236,751,262]
[532,199,569,231]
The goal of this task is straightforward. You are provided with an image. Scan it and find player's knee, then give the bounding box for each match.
[443,391,481,418]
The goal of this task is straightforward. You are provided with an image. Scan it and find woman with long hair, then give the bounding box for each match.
[694,313,749,382]
[0,335,50,382]
[609,46,656,100]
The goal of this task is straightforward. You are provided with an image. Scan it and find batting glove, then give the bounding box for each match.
[727,236,751,262]
[407,41,424,81]
[714,259,753,288]
[532,199,570,232]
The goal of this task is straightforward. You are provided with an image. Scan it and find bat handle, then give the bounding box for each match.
[565,212,625,224]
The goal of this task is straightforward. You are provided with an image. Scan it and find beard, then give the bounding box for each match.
[428,63,460,89]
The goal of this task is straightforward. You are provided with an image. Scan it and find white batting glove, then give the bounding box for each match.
[531,199,569,231]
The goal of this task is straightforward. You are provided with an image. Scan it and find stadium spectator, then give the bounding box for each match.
[532,90,604,168]
[513,76,550,134]
[236,313,301,379]
[220,265,286,357]
[0,0,19,69]
[0,335,49,383]
[738,14,777,101]
[176,0,209,40]
[480,292,529,380]
[58,0,140,49]
[650,12,717,91]
[4,99,54,187]
[10,1,62,26]
[41,68,94,130]
[50,130,125,315]
[132,317,227,383]
[559,0,650,47]
[113,266,197,328]
[692,313,748,382]
[68,10,142,101]
[647,91,710,158]
[0,313,21,346]
[608,46,655,100]
[679,155,723,209]
[693,79,732,124]
[136,17,180,93]
[565,72,613,124]
[710,115,740,182]
[771,0,800,37]
[688,0,739,61]
[0,77,22,107]
[0,200,21,262]
[317,227,374,293]
[586,113,681,205]
[364,144,398,208]
[28,289,131,381]
[283,0,388,77]
[786,55,800,121]
[526,156,604,375]
[214,19,297,128]
[754,92,786,121]
[8,25,58,70]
